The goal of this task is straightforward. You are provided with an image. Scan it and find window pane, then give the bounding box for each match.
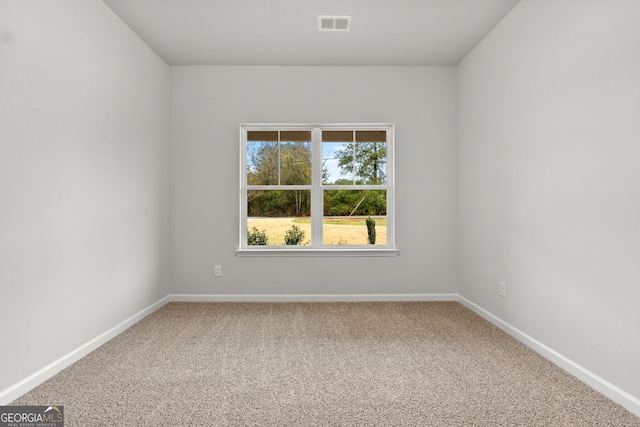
[247,190,311,246]
[281,130,311,142]
[247,131,278,141]
[323,190,387,245]
[355,130,386,142]
[355,141,387,185]
[322,130,353,142]
[322,142,353,184]
[247,132,311,186]
[247,141,278,185]
[322,131,387,185]
[279,141,311,185]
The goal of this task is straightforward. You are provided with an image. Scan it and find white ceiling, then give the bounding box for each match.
[102,0,521,66]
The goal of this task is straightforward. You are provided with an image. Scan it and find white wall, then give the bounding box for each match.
[458,0,640,402]
[170,66,456,295]
[0,1,170,393]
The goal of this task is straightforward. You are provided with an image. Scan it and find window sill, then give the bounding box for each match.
[235,248,399,257]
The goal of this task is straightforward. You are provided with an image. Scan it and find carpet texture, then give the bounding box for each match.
[11,302,640,426]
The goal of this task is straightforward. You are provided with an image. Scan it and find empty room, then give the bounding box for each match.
[1,0,639,425]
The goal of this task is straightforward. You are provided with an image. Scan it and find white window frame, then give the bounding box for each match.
[237,123,398,256]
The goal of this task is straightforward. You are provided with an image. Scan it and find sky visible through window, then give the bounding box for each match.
[322,143,348,184]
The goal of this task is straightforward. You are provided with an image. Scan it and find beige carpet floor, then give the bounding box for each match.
[11,302,640,426]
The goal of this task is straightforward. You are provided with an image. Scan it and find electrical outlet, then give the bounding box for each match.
[499,281,506,298]
[214,265,222,277]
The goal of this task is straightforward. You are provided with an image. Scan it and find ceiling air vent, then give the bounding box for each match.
[318,15,352,32]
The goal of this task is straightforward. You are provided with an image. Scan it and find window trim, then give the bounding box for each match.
[237,123,397,256]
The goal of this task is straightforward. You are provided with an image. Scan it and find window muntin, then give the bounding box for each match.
[241,124,394,251]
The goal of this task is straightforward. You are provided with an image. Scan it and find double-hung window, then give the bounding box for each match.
[238,123,396,255]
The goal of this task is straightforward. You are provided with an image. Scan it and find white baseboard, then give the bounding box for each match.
[3,292,638,418]
[0,295,170,405]
[457,295,640,418]
[169,293,459,302]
